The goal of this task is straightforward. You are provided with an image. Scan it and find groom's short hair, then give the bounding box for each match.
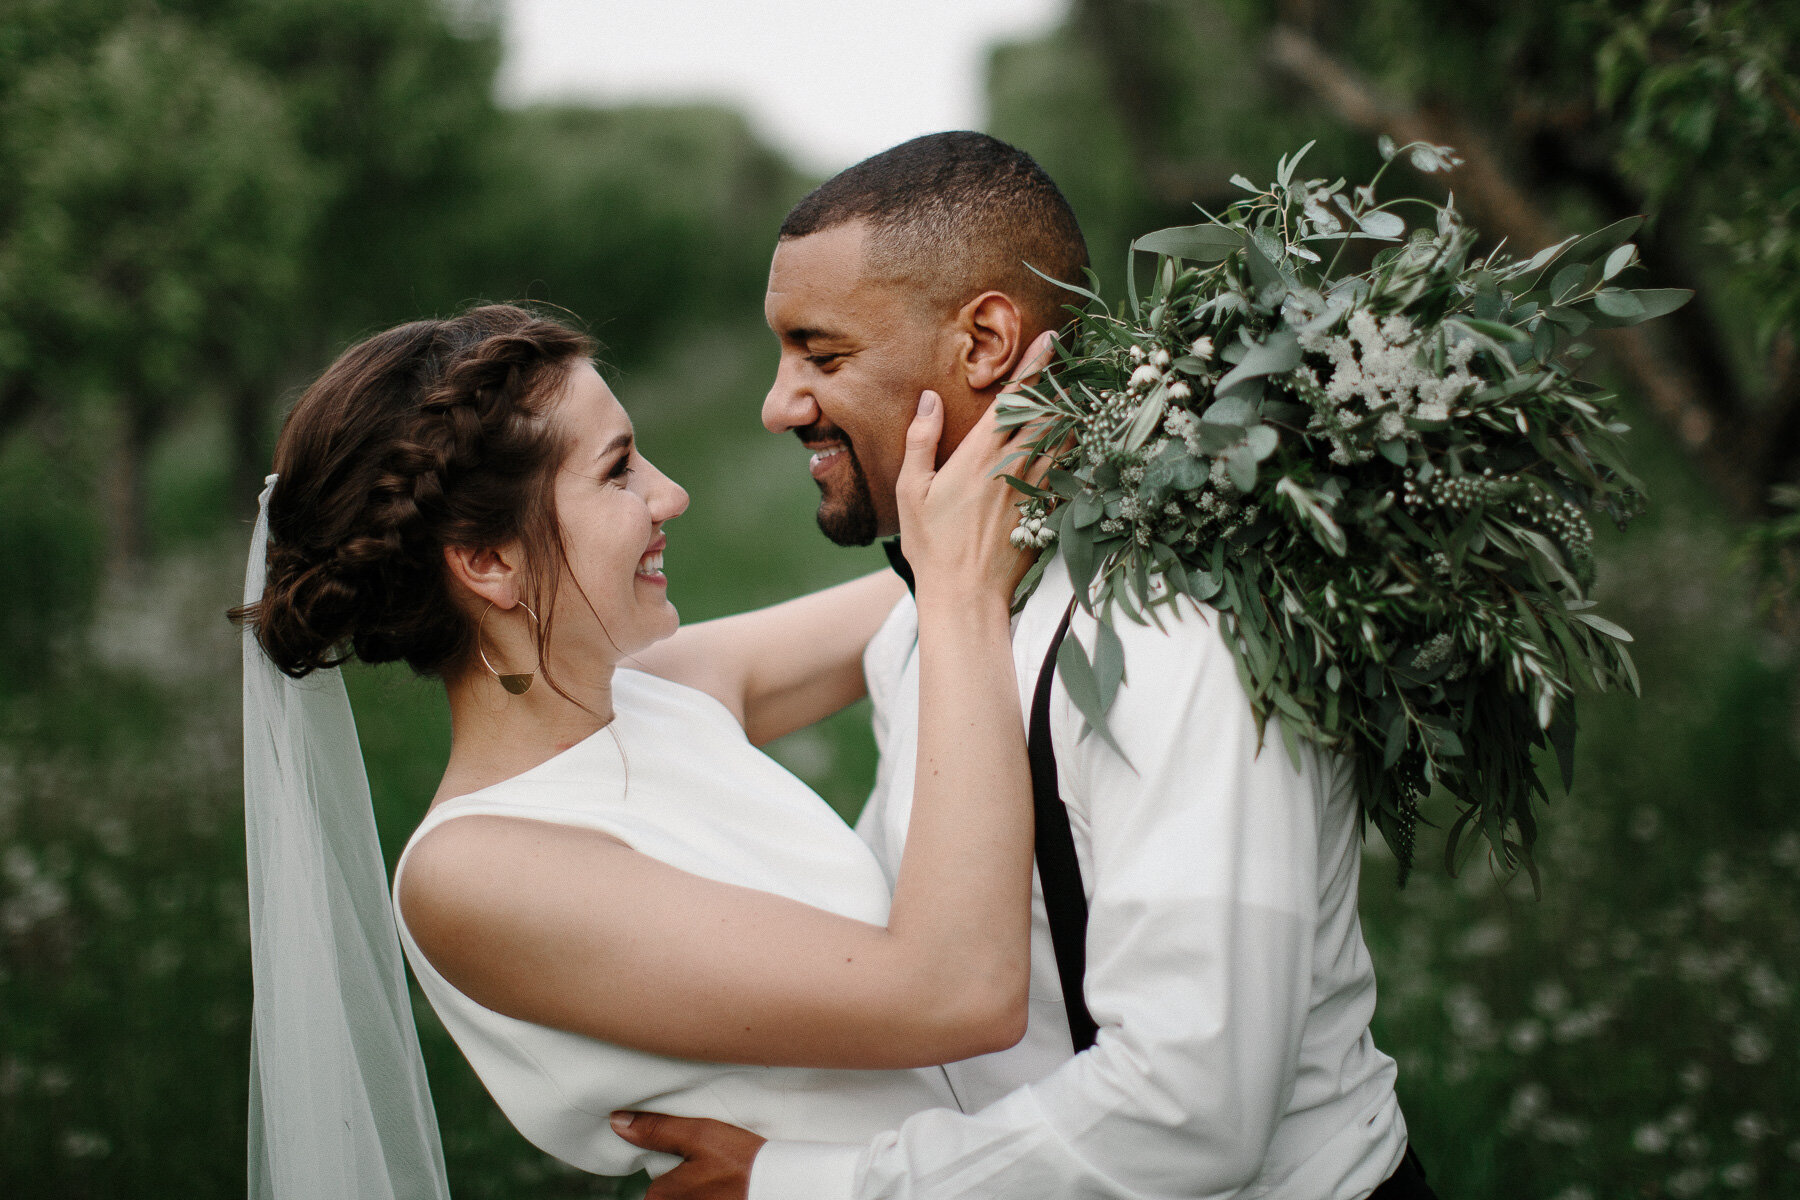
[780,131,1088,330]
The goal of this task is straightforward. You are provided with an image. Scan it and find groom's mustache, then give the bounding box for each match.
[793,420,855,456]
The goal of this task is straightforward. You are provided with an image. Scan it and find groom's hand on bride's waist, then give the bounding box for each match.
[612,1111,763,1200]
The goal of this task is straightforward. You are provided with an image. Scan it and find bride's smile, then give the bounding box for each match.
[539,361,688,664]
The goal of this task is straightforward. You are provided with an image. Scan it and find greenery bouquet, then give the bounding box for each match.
[1000,140,1690,884]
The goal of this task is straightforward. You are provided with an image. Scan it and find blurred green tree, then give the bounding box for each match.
[0,12,320,577]
[456,102,808,366]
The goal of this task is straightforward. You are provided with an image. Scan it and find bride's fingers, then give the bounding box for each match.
[895,390,944,512]
[950,331,1060,476]
[1000,331,1058,397]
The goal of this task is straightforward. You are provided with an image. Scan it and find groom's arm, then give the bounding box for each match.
[629,603,1341,1200]
[629,569,905,745]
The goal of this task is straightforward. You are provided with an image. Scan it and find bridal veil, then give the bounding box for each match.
[242,474,452,1199]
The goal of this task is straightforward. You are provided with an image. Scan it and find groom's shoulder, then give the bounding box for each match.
[1022,564,1229,677]
[862,590,919,701]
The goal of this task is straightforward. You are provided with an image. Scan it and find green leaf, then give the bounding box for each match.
[1226,446,1259,493]
[1453,317,1528,343]
[1200,421,1244,454]
[1572,612,1634,642]
[1566,215,1644,265]
[1242,233,1285,293]
[1548,705,1578,792]
[1203,394,1258,426]
[1070,490,1104,529]
[1358,210,1405,239]
[1593,289,1644,319]
[1123,388,1168,451]
[1185,570,1222,602]
[1551,263,1588,302]
[1382,707,1408,768]
[1057,630,1129,759]
[1215,330,1302,396]
[1245,425,1279,461]
[1602,243,1636,280]
[1092,618,1126,711]
[1132,223,1243,262]
[1276,477,1347,556]
[999,473,1050,499]
[1628,288,1693,320]
[1061,523,1097,603]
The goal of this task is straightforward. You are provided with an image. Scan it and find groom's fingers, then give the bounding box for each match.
[612,1112,763,1200]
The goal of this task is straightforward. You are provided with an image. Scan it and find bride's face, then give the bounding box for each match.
[543,362,689,663]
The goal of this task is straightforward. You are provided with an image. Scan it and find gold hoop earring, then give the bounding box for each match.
[477,601,541,695]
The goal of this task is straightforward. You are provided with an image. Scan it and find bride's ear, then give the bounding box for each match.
[956,291,1025,393]
[444,542,526,611]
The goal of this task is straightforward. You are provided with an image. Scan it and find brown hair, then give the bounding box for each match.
[779,131,1089,330]
[235,304,593,681]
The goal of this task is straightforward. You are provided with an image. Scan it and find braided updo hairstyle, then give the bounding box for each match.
[238,305,594,681]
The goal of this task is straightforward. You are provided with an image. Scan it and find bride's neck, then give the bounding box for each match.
[435,661,618,805]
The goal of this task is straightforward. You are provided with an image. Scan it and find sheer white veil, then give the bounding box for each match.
[242,473,452,1199]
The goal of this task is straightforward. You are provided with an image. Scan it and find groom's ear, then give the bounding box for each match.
[955,291,1025,393]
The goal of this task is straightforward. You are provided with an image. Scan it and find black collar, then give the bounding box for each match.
[881,538,915,595]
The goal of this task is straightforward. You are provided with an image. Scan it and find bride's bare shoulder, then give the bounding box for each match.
[398,816,635,981]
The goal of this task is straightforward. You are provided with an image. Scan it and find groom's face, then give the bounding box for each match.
[763,221,952,545]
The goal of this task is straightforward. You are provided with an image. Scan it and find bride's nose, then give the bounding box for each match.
[645,462,689,523]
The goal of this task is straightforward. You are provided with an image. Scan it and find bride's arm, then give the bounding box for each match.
[625,568,906,747]
[400,344,1051,1070]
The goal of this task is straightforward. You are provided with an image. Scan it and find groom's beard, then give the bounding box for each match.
[795,421,879,547]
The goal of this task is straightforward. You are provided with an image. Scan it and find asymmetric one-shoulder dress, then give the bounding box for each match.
[392,667,958,1177]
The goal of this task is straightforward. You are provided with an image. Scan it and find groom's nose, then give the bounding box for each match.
[762,358,818,434]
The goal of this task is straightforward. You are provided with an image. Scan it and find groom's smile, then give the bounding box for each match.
[763,220,950,546]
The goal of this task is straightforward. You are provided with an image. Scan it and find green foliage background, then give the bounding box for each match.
[1,2,1795,1198]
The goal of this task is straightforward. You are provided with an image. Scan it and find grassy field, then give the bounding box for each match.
[1,318,1795,1198]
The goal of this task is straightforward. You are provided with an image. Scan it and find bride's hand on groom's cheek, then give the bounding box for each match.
[897,331,1059,598]
[611,1111,763,1200]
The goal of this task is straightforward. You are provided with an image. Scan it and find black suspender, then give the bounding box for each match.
[884,541,1098,1054]
[1030,599,1098,1053]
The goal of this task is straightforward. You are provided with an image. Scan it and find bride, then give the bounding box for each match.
[237,303,1053,1195]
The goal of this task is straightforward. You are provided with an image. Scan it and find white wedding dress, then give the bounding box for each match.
[391,666,960,1177]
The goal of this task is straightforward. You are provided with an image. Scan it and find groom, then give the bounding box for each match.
[614,132,1427,1200]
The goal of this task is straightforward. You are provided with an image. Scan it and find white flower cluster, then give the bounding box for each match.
[1010,503,1057,550]
[1299,309,1480,464]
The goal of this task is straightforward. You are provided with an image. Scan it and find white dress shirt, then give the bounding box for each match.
[750,555,1408,1200]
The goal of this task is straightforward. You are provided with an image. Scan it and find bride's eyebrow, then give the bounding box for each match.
[592,432,633,463]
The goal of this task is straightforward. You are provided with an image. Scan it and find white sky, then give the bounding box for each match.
[495,0,1070,174]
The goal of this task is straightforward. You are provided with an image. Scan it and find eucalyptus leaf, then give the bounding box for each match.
[1226,447,1259,493]
[1133,223,1243,263]
[1215,330,1302,396]
[1566,215,1644,264]
[1593,289,1645,320]
[1057,630,1129,758]
[1245,424,1280,461]
[1358,210,1405,239]
[1601,243,1636,280]
[1202,394,1259,426]
[1572,612,1634,642]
